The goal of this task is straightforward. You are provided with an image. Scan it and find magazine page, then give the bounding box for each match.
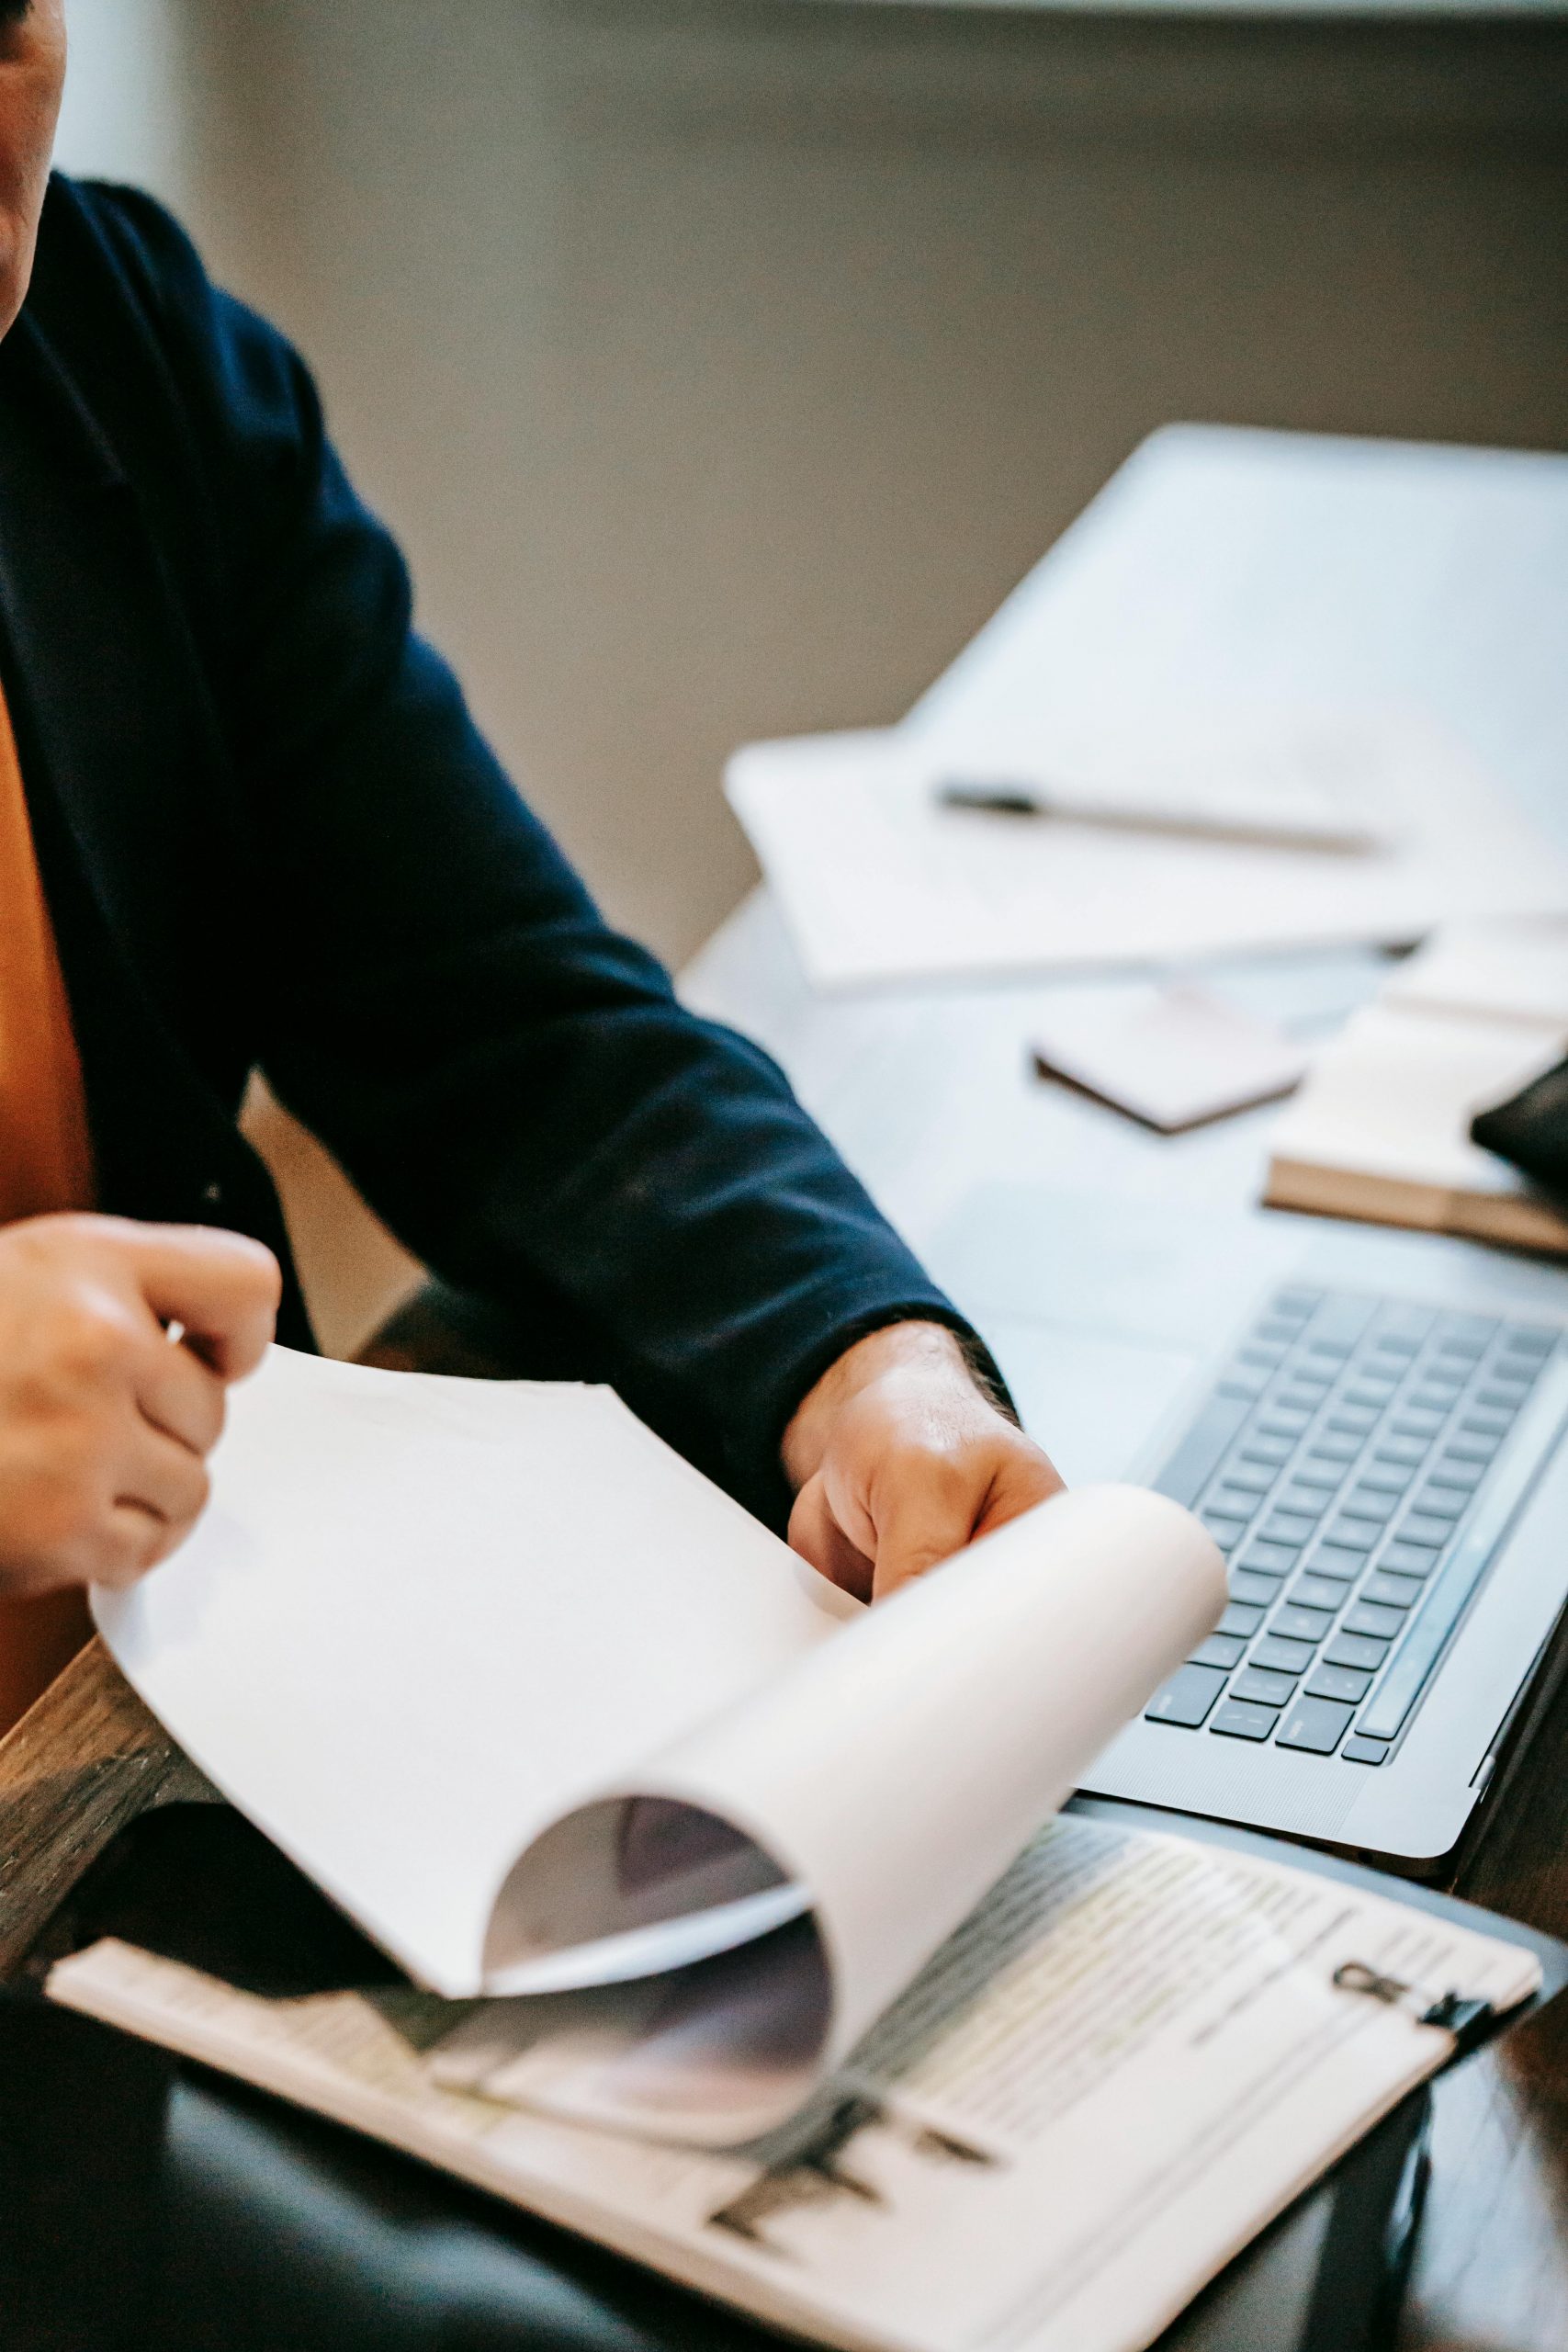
[50,1815,1543,2352]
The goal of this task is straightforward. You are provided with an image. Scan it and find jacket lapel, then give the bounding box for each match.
[0,311,244,1019]
[0,312,309,1337]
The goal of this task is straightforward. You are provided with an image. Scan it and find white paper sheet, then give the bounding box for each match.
[727,720,1568,991]
[95,1351,852,1997]
[92,1350,1224,2144]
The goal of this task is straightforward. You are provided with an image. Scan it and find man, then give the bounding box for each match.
[0,0,1059,1730]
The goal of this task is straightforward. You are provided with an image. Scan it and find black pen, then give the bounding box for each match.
[935,777,1377,854]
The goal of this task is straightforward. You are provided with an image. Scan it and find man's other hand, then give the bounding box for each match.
[782,1321,1064,1601]
[0,1214,280,1598]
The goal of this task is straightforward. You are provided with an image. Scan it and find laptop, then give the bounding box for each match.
[931,1195,1568,1871]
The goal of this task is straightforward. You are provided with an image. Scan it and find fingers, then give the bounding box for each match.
[118,1421,212,1533]
[787,1473,876,1603]
[94,1424,213,1589]
[101,1502,181,1588]
[122,1223,281,1378]
[134,1327,228,1455]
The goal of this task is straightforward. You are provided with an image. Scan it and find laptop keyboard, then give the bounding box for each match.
[1145,1286,1568,1764]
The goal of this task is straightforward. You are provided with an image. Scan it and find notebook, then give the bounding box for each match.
[1265,922,1568,1253]
[45,1348,1555,2352]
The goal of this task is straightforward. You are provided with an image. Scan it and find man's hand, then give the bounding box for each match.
[782,1321,1063,1601]
[0,1214,280,1599]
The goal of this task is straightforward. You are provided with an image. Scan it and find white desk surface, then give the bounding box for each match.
[685,888,1568,1480]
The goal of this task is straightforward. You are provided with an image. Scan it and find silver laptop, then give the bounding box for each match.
[1090,1263,1568,1870]
[932,1197,1568,1872]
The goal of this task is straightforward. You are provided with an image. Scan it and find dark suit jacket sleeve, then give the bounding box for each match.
[85,184,991,1521]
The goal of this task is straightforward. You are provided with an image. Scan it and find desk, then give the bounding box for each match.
[682,887,1568,2352]
[4,896,1567,2345]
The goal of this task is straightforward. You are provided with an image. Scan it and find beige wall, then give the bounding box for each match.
[118,0,1568,967]
[50,0,1568,1349]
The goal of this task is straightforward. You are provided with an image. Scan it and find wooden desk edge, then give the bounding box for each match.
[0,1638,212,1978]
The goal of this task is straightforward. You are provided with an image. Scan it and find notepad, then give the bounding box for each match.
[1032,985,1308,1133]
[1265,922,1568,1252]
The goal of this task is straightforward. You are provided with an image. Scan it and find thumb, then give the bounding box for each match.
[868,1470,983,1601]
[787,1471,875,1602]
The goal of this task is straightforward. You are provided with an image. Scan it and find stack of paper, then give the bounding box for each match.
[1264,920,1568,1253]
[725,427,1568,991]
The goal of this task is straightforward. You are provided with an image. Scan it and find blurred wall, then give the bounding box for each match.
[49,0,1568,1349]
[55,0,194,207]
[67,0,1568,968]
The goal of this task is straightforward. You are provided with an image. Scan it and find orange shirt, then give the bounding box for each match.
[0,681,96,1731]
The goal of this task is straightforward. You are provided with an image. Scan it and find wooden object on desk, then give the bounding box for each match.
[0,1637,211,1981]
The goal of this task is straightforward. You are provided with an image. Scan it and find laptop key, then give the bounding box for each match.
[1444,1435,1500,1465]
[1201,1510,1250,1549]
[1219,1464,1275,1497]
[1289,1462,1344,1493]
[1325,1631,1389,1671]
[1306,1663,1372,1702]
[1190,1633,1247,1670]
[1210,1489,1266,1526]
[1235,1540,1300,1575]
[1253,1634,1314,1675]
[1307,1544,1364,1582]
[1398,1513,1453,1549]
[1381,1541,1438,1577]
[1409,1487,1465,1521]
[1145,1665,1227,1727]
[1240,1434,1294,1466]
[1258,1409,1312,1439]
[1232,1666,1296,1707]
[1277,1697,1355,1754]
[1340,1488,1396,1523]
[1259,1512,1319,1546]
[1345,1600,1404,1640]
[1271,1603,1332,1643]
[1341,1734,1392,1765]
[1361,1570,1421,1610]
[1501,1326,1556,1356]
[1359,1464,1414,1495]
[1291,1572,1347,1611]
[1219,1601,1265,1636]
[1211,1700,1277,1741]
[1231,1568,1287,1605]
[1374,1437,1427,1467]
[1427,1458,1483,1491]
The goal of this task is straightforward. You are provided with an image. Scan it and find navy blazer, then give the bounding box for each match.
[0,175,979,1528]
